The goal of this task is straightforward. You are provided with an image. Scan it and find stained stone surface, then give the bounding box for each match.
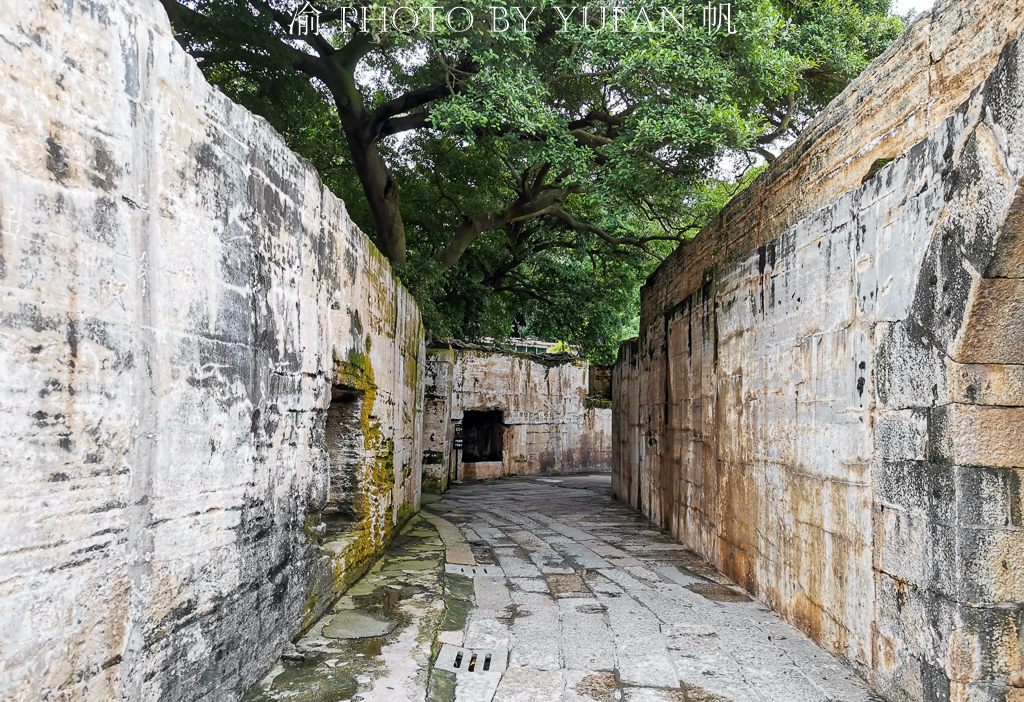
[0,2,426,701]
[613,2,1024,698]
[242,515,446,702]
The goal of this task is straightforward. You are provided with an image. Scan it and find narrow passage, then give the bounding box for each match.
[247,475,880,702]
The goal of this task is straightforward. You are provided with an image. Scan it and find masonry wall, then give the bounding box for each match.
[613,3,1024,700]
[423,347,611,490]
[0,2,424,701]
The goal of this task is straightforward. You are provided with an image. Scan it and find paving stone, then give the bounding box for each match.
[495,548,543,577]
[485,507,547,530]
[454,671,503,702]
[622,566,663,583]
[506,529,549,549]
[446,542,477,565]
[474,525,516,546]
[622,690,688,702]
[507,593,565,675]
[528,547,576,574]
[578,540,630,558]
[492,667,565,702]
[510,601,562,671]
[475,576,512,611]
[464,615,512,649]
[545,573,591,598]
[606,555,645,568]
[558,599,615,671]
[526,514,596,541]
[438,629,464,645]
[470,511,518,528]
[598,569,693,625]
[551,542,612,570]
[510,577,550,593]
[653,565,703,587]
[593,580,679,688]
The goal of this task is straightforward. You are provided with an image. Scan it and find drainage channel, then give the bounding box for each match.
[435,553,509,700]
[435,644,508,675]
[444,563,504,577]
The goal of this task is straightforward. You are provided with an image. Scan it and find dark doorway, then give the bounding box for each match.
[324,386,365,527]
[462,410,504,462]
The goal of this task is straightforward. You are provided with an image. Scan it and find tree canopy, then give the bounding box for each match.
[161,0,903,361]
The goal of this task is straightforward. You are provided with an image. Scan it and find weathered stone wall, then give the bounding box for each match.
[423,346,611,490]
[613,3,1024,700]
[0,1,424,701]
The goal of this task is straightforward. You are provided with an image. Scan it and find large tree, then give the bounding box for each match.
[161,0,902,358]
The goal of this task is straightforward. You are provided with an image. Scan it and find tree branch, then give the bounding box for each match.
[432,186,579,269]
[337,31,375,72]
[369,82,448,138]
[751,145,777,163]
[543,207,665,260]
[755,91,796,145]
[379,111,431,138]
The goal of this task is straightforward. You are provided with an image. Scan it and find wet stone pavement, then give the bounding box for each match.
[244,474,880,702]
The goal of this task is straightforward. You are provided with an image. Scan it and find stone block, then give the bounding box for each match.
[462,461,503,481]
[949,363,1024,406]
[873,504,930,586]
[929,405,1024,469]
[957,278,1024,364]
[957,466,1024,528]
[876,410,929,461]
[959,527,1024,603]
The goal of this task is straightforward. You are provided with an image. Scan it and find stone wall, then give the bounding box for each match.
[0,1,424,701]
[613,2,1024,700]
[423,346,611,490]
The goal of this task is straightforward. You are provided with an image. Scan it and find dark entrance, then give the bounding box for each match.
[324,386,365,529]
[461,410,504,462]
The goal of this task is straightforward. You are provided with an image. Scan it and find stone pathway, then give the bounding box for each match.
[243,475,880,702]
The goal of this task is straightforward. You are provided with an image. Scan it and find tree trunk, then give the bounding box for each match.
[330,88,407,265]
[348,135,406,265]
